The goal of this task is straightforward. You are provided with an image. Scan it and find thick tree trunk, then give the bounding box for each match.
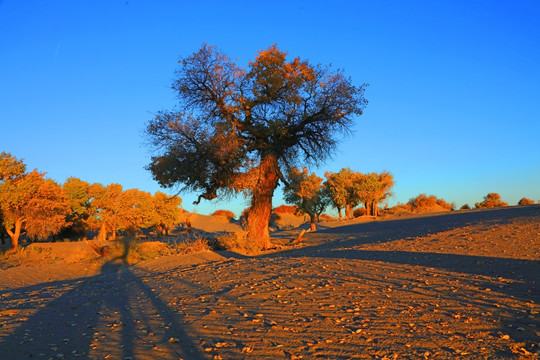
[309,213,317,231]
[6,219,23,250]
[98,223,107,241]
[245,154,279,250]
[337,207,343,220]
[345,204,352,219]
[372,201,378,217]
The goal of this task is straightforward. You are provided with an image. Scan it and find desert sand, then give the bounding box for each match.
[0,206,539,359]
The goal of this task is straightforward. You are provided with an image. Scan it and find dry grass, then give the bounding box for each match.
[215,231,259,255]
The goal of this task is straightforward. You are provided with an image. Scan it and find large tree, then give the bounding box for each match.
[0,155,70,249]
[146,44,367,249]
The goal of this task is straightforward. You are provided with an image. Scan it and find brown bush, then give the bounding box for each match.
[319,213,334,222]
[353,207,367,217]
[475,193,508,208]
[408,194,453,213]
[212,209,235,220]
[215,231,259,255]
[274,205,298,214]
[518,197,535,206]
[460,204,471,210]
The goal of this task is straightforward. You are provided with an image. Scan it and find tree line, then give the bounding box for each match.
[0,152,183,250]
[283,167,394,231]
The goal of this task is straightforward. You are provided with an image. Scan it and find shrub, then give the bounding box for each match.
[212,209,235,220]
[215,231,259,255]
[518,197,535,206]
[353,207,367,217]
[273,205,298,214]
[319,213,334,222]
[475,193,508,208]
[460,204,471,210]
[408,194,453,213]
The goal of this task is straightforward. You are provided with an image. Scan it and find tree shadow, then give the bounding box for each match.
[265,206,540,302]
[0,251,208,359]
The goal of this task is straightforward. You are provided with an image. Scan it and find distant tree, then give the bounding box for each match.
[355,171,394,217]
[518,197,535,206]
[146,44,367,250]
[154,191,183,236]
[0,161,70,249]
[324,170,353,219]
[117,189,159,236]
[460,203,471,210]
[284,167,330,231]
[475,193,508,208]
[61,177,94,239]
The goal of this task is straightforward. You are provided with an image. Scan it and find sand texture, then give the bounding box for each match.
[1,206,539,359]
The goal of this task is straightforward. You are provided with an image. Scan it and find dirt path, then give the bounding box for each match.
[1,206,539,359]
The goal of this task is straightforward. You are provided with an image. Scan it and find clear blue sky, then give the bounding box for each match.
[1,0,539,216]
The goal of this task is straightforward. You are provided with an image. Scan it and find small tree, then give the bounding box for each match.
[153,191,183,236]
[284,167,330,231]
[475,193,508,208]
[146,44,367,250]
[460,203,471,210]
[518,197,535,206]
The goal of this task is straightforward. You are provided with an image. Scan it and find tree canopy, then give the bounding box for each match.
[146,44,367,249]
[0,153,70,249]
[284,167,329,231]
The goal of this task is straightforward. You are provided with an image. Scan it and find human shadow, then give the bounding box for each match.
[0,248,208,359]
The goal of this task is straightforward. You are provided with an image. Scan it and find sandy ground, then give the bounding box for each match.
[0,206,539,359]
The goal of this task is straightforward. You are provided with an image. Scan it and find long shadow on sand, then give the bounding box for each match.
[0,258,207,359]
[267,206,540,302]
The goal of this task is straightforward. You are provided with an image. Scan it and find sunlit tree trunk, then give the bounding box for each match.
[98,223,107,241]
[245,154,279,250]
[309,213,317,231]
[6,218,23,250]
[372,200,378,217]
[345,204,352,219]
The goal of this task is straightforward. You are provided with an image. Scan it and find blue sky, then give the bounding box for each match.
[1,0,539,216]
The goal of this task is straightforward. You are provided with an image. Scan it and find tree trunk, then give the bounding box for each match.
[372,200,378,217]
[245,154,279,250]
[345,204,352,219]
[97,223,107,241]
[337,207,343,220]
[6,219,23,250]
[309,213,317,231]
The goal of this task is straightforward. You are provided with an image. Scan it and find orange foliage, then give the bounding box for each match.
[408,194,454,213]
[273,205,298,214]
[475,193,508,208]
[353,207,367,217]
[518,197,535,206]
[212,209,235,220]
